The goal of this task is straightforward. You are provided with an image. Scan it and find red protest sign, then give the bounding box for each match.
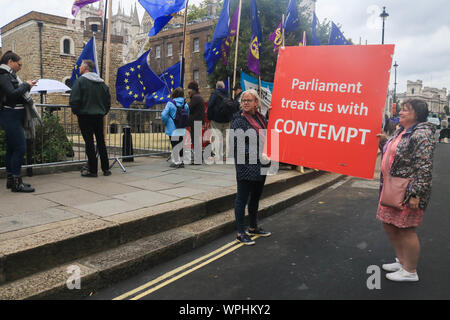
[266,45,395,179]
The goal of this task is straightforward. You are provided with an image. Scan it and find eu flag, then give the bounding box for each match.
[248,0,263,75]
[145,62,181,108]
[138,0,187,37]
[311,13,321,46]
[329,22,351,45]
[284,0,300,32]
[204,0,230,74]
[115,50,165,108]
[70,37,98,86]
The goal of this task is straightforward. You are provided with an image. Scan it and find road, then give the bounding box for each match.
[89,142,450,302]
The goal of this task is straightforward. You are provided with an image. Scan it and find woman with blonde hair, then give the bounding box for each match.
[230,89,271,245]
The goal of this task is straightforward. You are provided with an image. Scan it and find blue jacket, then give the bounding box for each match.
[161,97,189,136]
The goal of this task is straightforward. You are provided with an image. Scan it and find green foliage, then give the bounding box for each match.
[445,105,450,116]
[187,1,210,21]
[33,113,74,164]
[206,0,333,87]
[1,114,73,167]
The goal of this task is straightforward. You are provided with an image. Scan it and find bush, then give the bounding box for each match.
[33,113,74,164]
[0,113,73,167]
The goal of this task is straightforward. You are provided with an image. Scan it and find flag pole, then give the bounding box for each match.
[100,0,108,79]
[104,0,112,138]
[105,0,112,86]
[281,14,285,48]
[232,0,242,99]
[180,0,188,89]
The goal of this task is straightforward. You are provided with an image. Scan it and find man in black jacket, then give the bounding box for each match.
[207,81,236,161]
[69,60,111,177]
[187,81,205,164]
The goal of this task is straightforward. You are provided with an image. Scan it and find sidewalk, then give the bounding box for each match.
[0,156,343,299]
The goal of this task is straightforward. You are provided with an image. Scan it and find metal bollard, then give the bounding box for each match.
[122,126,134,162]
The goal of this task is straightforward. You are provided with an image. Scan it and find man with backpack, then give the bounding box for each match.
[161,87,190,168]
[207,81,239,162]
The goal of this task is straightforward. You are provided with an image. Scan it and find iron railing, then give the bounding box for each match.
[0,104,171,172]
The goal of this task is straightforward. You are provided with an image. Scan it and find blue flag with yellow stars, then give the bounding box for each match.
[145,62,181,108]
[284,0,300,32]
[70,37,98,86]
[311,13,321,46]
[138,0,187,37]
[204,0,230,74]
[329,22,351,45]
[116,50,165,108]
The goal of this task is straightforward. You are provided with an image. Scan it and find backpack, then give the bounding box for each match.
[170,99,189,129]
[217,93,237,118]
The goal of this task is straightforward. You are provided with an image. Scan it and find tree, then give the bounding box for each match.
[205,0,332,87]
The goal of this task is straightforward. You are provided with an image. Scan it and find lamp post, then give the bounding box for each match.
[380,6,389,44]
[393,61,398,115]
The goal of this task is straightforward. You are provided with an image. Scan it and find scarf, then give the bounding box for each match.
[0,64,42,139]
[242,111,267,139]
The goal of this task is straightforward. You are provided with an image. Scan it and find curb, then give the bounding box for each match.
[0,172,345,300]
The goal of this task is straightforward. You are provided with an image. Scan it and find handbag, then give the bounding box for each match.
[380,136,411,210]
[380,174,411,210]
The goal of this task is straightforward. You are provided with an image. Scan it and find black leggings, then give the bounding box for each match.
[234,178,266,234]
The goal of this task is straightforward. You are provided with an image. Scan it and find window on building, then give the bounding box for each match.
[412,88,415,94]
[179,40,184,56]
[63,39,71,55]
[193,70,199,83]
[91,24,98,32]
[65,78,72,88]
[193,38,200,52]
[167,43,173,57]
[156,45,161,59]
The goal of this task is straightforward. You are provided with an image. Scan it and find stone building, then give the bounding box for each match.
[0,10,125,106]
[396,80,449,115]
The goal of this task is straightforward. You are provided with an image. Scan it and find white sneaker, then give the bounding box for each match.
[382,258,402,272]
[386,268,419,282]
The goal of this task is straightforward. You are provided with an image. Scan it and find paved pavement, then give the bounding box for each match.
[0,158,239,237]
[2,155,344,299]
[90,143,450,301]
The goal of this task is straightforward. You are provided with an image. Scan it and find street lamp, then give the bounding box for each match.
[393,61,398,115]
[380,6,389,44]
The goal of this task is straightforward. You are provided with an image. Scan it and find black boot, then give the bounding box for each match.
[6,173,13,189]
[11,176,35,193]
[7,173,32,189]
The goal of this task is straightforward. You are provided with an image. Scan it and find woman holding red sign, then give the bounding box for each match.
[230,89,272,245]
[377,99,436,282]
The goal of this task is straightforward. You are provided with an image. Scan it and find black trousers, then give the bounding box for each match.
[234,177,266,235]
[77,115,109,173]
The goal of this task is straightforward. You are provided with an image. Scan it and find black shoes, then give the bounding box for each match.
[10,176,35,193]
[103,170,112,176]
[81,172,98,177]
[246,227,272,237]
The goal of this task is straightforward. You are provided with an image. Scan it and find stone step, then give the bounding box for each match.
[0,172,344,300]
[0,169,323,286]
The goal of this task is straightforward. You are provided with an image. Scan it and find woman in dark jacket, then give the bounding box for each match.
[230,89,271,245]
[0,51,37,192]
[377,99,436,282]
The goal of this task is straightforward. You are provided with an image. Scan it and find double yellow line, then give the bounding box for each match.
[113,236,260,300]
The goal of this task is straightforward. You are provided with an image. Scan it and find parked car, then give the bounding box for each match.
[427,114,441,128]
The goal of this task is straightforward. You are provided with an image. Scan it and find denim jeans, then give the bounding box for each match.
[0,108,26,176]
[234,177,266,235]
